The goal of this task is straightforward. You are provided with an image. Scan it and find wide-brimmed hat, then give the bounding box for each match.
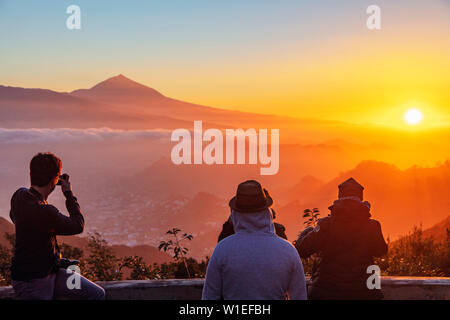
[229,180,273,213]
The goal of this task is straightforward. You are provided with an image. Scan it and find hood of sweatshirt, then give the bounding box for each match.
[230,208,275,235]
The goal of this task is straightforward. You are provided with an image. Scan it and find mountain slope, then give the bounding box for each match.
[422,215,450,241]
[1,75,338,132]
[71,74,165,102]
[70,75,332,130]
[276,160,450,241]
[0,84,203,129]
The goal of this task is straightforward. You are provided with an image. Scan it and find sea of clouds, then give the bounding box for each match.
[0,127,171,144]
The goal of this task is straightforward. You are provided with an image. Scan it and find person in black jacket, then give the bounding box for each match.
[9,152,105,300]
[295,178,387,300]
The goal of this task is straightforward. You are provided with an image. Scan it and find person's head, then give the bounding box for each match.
[30,152,62,195]
[229,180,273,213]
[338,177,364,201]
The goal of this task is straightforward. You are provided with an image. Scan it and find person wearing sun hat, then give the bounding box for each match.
[202,180,307,300]
[295,177,388,300]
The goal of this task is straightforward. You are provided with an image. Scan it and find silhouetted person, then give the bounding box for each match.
[218,208,287,242]
[295,178,387,300]
[203,180,306,300]
[9,153,105,300]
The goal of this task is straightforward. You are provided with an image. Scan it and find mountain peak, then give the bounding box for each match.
[107,74,129,83]
[93,74,152,90]
[71,74,164,99]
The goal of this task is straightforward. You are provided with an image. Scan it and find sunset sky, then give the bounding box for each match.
[1,0,449,127]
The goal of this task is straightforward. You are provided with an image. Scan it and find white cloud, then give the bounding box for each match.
[0,127,171,144]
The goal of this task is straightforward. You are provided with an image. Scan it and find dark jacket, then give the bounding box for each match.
[9,187,84,281]
[218,218,288,242]
[295,199,387,300]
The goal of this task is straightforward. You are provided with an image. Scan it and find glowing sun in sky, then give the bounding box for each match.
[404,108,423,125]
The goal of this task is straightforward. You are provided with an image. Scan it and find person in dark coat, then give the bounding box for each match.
[295,178,388,300]
[218,208,288,242]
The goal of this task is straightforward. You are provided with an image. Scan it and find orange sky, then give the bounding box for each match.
[1,1,449,128]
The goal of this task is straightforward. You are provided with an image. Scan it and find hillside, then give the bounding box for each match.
[275,160,450,241]
[422,215,450,241]
[0,75,320,131]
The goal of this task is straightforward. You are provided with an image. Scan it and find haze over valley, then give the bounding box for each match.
[1,75,449,258]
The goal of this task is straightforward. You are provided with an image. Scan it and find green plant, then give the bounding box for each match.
[119,256,156,280]
[375,226,450,277]
[0,244,11,286]
[59,243,83,260]
[0,232,15,286]
[84,232,122,281]
[158,228,193,278]
[303,208,320,228]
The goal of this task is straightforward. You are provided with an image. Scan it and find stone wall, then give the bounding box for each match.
[0,277,449,300]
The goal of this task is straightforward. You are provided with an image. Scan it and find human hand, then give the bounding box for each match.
[59,173,72,193]
[298,226,314,240]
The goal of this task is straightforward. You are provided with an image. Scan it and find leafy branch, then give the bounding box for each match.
[158,228,194,278]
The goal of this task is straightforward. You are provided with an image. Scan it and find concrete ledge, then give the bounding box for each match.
[0,277,449,300]
[98,279,204,300]
[379,277,450,300]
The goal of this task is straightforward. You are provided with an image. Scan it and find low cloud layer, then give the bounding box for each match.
[0,127,171,144]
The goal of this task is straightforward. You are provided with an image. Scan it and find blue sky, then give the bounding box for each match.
[0,0,449,120]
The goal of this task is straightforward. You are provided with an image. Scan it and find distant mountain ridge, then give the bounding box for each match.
[0,74,336,131]
[115,157,450,246]
[275,160,450,240]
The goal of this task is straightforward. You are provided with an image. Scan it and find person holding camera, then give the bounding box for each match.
[9,152,105,300]
[295,178,388,300]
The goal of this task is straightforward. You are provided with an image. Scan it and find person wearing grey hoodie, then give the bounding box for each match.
[202,180,307,300]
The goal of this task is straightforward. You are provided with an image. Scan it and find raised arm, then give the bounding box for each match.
[295,220,327,258]
[41,191,84,235]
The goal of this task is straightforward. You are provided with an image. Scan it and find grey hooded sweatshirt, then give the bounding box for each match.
[202,209,307,300]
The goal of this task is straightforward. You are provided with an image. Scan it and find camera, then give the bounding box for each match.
[58,258,80,269]
[56,173,69,185]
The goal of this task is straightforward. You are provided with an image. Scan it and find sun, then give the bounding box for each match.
[404,108,423,125]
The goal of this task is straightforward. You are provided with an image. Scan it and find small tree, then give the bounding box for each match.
[174,257,209,279]
[0,232,15,286]
[59,243,83,260]
[158,228,193,278]
[0,244,11,286]
[119,256,156,280]
[84,232,122,281]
